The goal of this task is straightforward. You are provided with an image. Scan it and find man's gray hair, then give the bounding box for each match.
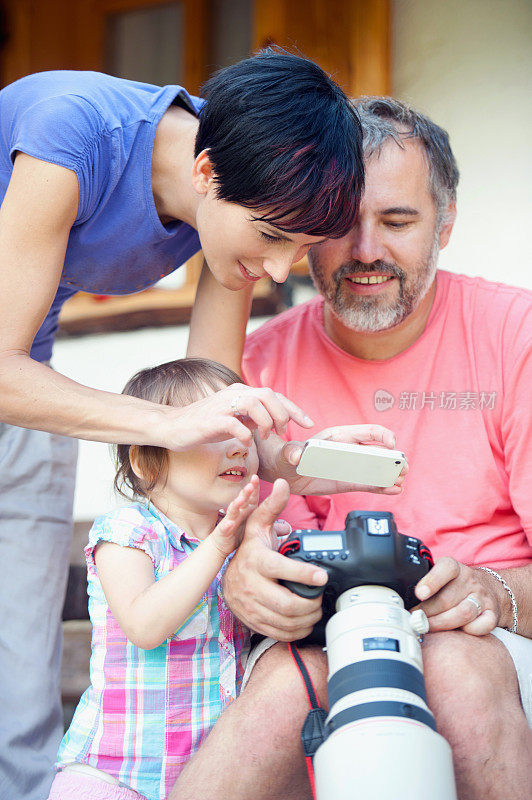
[353,97,459,218]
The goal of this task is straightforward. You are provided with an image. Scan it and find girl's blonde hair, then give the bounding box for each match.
[115,358,242,500]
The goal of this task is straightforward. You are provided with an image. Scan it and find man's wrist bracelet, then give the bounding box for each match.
[478,566,518,634]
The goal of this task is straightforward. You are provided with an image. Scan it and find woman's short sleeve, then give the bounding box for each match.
[8,94,110,223]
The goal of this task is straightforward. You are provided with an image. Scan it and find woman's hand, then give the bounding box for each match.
[152,384,314,451]
[259,424,408,495]
[210,475,260,557]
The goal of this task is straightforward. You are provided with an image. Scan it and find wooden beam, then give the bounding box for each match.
[253,0,286,49]
[253,0,390,97]
[58,278,283,336]
[350,0,390,96]
[182,0,210,94]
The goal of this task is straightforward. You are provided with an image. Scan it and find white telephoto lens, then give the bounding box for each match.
[314,586,457,800]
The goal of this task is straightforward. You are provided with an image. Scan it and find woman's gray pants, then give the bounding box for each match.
[0,423,78,800]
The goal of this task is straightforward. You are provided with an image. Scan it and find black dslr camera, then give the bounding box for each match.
[279,511,434,644]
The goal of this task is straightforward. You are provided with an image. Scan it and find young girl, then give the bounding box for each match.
[48,358,267,800]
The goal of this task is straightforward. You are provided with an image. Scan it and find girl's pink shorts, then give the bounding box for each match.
[47,770,146,800]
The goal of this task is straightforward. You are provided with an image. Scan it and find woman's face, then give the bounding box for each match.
[193,153,325,289]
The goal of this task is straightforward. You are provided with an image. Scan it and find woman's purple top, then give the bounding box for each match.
[0,70,203,361]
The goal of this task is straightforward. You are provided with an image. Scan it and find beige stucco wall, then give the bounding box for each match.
[393,0,532,289]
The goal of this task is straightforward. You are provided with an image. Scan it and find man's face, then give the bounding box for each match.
[308,138,453,333]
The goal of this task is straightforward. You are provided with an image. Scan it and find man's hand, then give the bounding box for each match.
[259,425,407,496]
[413,557,508,635]
[222,479,328,640]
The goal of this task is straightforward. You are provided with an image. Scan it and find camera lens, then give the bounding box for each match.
[313,586,457,800]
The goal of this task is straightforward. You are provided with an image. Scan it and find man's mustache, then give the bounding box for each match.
[332,260,405,284]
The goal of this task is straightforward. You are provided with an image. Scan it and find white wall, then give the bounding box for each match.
[53,326,189,521]
[393,0,532,289]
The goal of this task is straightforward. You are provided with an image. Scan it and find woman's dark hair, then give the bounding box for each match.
[195,47,364,238]
[115,358,242,500]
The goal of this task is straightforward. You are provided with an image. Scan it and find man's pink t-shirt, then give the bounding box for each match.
[243,271,532,570]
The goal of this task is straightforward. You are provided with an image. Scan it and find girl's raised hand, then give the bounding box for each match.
[209,474,260,557]
[152,384,314,452]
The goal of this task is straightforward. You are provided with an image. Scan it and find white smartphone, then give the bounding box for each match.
[296,440,407,488]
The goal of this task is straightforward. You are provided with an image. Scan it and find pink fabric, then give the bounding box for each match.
[243,271,532,569]
[47,770,146,799]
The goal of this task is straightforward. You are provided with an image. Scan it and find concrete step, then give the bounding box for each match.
[61,522,92,728]
[61,619,91,729]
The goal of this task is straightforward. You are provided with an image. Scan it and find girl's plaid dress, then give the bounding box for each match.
[56,502,249,800]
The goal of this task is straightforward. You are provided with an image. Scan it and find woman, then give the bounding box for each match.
[0,49,364,799]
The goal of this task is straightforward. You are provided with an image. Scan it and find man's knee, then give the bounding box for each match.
[422,631,520,726]
[245,642,328,714]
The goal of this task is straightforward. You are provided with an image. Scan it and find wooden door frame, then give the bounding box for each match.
[0,0,210,93]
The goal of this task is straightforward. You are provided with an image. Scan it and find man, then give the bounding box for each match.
[173,98,532,799]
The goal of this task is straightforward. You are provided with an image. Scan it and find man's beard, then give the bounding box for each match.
[308,233,440,333]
